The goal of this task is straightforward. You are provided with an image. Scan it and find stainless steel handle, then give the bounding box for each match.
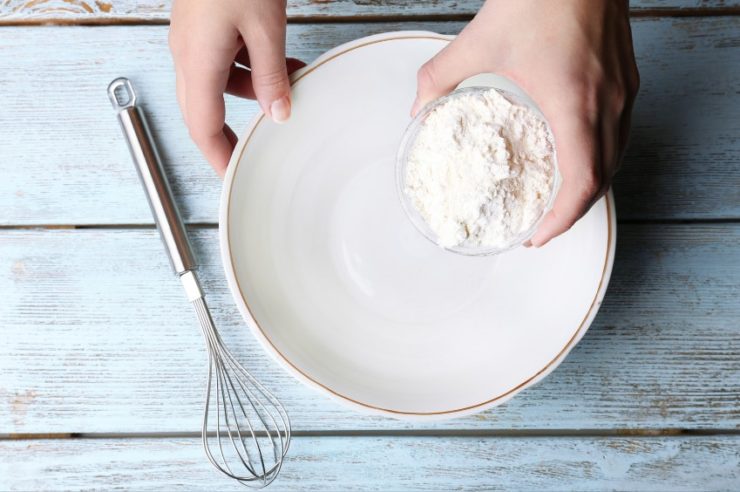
[108,77,195,276]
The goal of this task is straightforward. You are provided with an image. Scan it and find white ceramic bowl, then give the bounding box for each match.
[396,85,560,256]
[220,31,616,420]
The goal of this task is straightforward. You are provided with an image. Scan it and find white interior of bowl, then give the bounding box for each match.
[220,32,615,418]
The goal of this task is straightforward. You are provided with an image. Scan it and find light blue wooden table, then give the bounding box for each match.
[1,1,739,490]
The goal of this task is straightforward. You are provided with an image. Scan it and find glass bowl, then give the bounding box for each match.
[396,85,561,256]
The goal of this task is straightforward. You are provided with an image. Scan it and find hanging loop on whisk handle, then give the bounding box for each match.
[108,77,195,276]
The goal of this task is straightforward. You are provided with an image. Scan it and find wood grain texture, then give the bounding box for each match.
[1,224,738,433]
[0,1,738,25]
[1,18,739,225]
[1,2,738,489]
[1,436,738,490]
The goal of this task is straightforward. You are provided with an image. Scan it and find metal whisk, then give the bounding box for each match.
[196,297,290,486]
[108,77,291,488]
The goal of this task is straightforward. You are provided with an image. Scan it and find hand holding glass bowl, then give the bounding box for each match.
[396,77,561,256]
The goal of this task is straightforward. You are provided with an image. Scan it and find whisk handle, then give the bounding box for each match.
[108,77,195,276]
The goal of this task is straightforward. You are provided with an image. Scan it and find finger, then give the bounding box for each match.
[599,116,619,197]
[412,36,483,116]
[530,116,602,247]
[616,109,633,166]
[411,5,499,117]
[224,124,238,149]
[241,9,291,123]
[616,128,637,183]
[183,55,235,176]
[174,65,188,126]
[225,58,307,100]
[617,14,639,166]
[169,27,189,127]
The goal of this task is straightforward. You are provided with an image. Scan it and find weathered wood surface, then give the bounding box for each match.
[0,0,738,25]
[2,224,738,434]
[1,436,738,490]
[1,3,739,489]
[1,17,738,226]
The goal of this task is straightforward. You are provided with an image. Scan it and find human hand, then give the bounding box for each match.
[412,0,639,246]
[169,0,305,176]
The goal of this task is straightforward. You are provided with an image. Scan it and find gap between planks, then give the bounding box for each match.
[4,428,740,441]
[2,218,740,231]
[0,7,739,26]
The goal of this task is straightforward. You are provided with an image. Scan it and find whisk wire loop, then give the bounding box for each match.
[192,296,290,488]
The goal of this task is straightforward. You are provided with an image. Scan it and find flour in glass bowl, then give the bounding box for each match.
[404,88,556,250]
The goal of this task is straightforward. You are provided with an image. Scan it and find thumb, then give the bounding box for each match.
[529,115,602,247]
[242,12,291,122]
[411,34,483,116]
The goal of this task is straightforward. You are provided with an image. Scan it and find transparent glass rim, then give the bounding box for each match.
[395,86,561,257]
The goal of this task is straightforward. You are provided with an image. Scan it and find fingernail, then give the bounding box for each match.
[270,96,291,123]
[530,237,544,248]
[523,240,533,248]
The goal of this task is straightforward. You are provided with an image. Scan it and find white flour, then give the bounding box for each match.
[404,88,555,249]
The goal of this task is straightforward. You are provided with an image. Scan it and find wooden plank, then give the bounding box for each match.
[1,435,738,490]
[1,18,739,225]
[0,1,738,25]
[1,224,738,433]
